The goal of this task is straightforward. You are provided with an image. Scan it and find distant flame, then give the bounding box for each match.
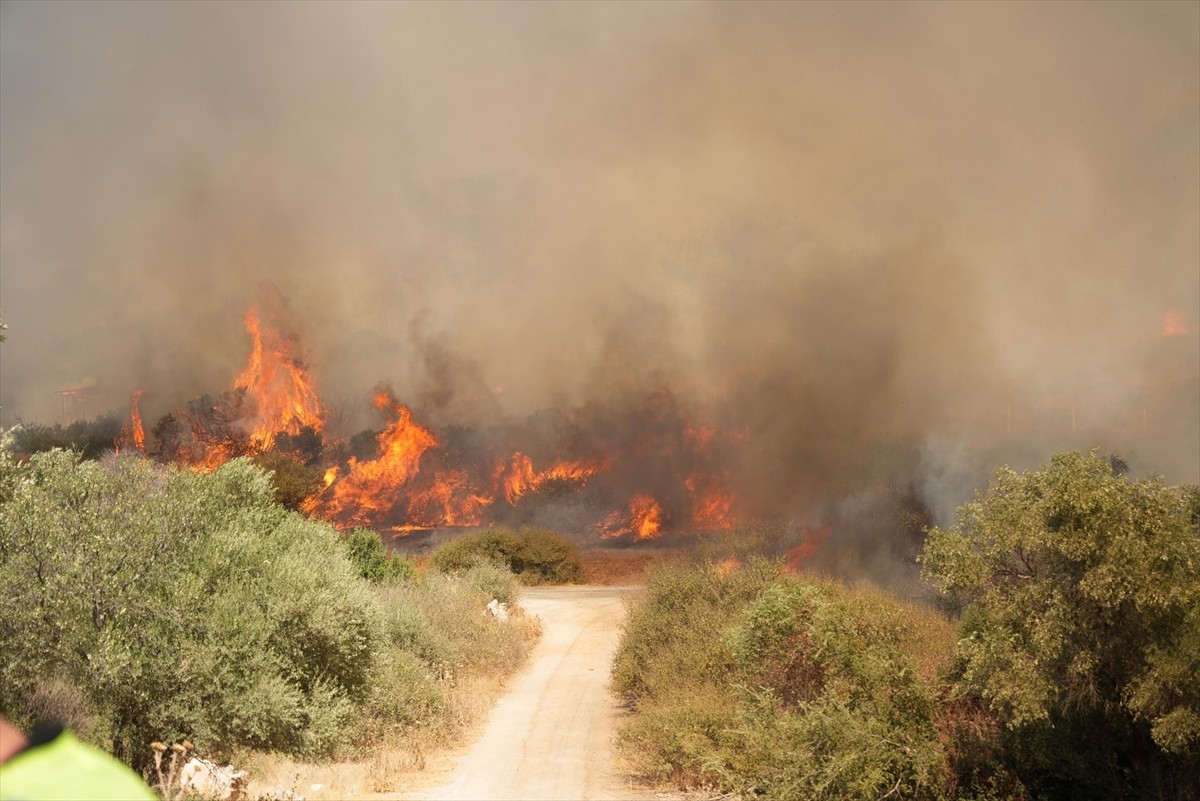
[121,306,756,539]
[783,526,831,572]
[499,452,605,505]
[602,493,665,540]
[233,309,324,451]
[1163,309,1189,336]
[407,468,493,527]
[685,471,734,530]
[632,495,664,539]
[307,391,438,527]
[130,388,145,451]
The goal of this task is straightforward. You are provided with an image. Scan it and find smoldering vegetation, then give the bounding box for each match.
[2,2,1197,588]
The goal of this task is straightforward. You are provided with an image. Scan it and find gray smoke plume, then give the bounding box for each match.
[2,3,1197,558]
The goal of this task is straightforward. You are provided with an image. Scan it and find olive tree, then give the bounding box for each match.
[922,451,1200,799]
[0,448,385,767]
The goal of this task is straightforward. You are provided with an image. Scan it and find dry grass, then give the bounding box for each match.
[578,547,683,585]
[236,611,540,801]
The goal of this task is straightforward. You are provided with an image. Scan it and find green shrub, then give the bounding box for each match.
[342,527,415,583]
[8,416,125,460]
[922,451,1200,800]
[429,528,583,585]
[613,559,953,800]
[0,442,543,775]
[612,557,780,703]
[718,579,950,799]
[0,451,386,767]
[251,451,325,510]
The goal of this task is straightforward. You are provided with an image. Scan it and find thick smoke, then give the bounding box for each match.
[2,3,1197,571]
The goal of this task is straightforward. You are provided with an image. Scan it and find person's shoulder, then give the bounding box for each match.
[0,728,158,801]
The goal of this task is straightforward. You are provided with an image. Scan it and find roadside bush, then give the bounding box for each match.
[612,557,780,703]
[0,451,386,767]
[0,441,544,781]
[717,579,951,799]
[613,559,954,799]
[364,566,538,744]
[376,567,527,676]
[342,527,415,583]
[922,451,1200,800]
[430,528,584,585]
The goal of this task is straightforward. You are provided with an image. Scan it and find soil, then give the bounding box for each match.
[400,585,674,801]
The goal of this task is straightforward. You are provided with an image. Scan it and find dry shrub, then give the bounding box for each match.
[614,559,956,800]
[578,548,680,584]
[21,675,96,738]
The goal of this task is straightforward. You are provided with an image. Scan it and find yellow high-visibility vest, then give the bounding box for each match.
[0,729,157,801]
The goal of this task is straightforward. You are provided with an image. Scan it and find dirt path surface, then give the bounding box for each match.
[406,585,665,801]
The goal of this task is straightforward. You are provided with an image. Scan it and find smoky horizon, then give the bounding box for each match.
[2,2,1197,578]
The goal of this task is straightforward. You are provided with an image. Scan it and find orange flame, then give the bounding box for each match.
[306,391,438,526]
[408,468,494,527]
[631,494,664,539]
[685,472,734,530]
[1164,309,1190,336]
[233,309,324,451]
[716,556,742,578]
[130,389,146,451]
[783,526,831,572]
[321,466,338,487]
[499,452,606,505]
[602,493,665,540]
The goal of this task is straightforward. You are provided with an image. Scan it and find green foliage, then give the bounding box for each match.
[342,527,415,583]
[8,416,125,460]
[613,559,952,799]
[251,451,325,510]
[429,528,584,585]
[720,580,950,799]
[922,451,1200,799]
[612,558,780,704]
[0,451,384,766]
[0,445,541,775]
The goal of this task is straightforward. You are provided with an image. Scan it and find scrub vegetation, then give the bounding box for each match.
[429,527,585,586]
[0,440,539,780]
[614,452,1200,801]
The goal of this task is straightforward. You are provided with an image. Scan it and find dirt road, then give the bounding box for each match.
[407,585,662,801]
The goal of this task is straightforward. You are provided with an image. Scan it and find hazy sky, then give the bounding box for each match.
[2,1,1197,507]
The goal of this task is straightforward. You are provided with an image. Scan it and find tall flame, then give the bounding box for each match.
[129,388,146,451]
[233,309,324,450]
[306,391,438,526]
